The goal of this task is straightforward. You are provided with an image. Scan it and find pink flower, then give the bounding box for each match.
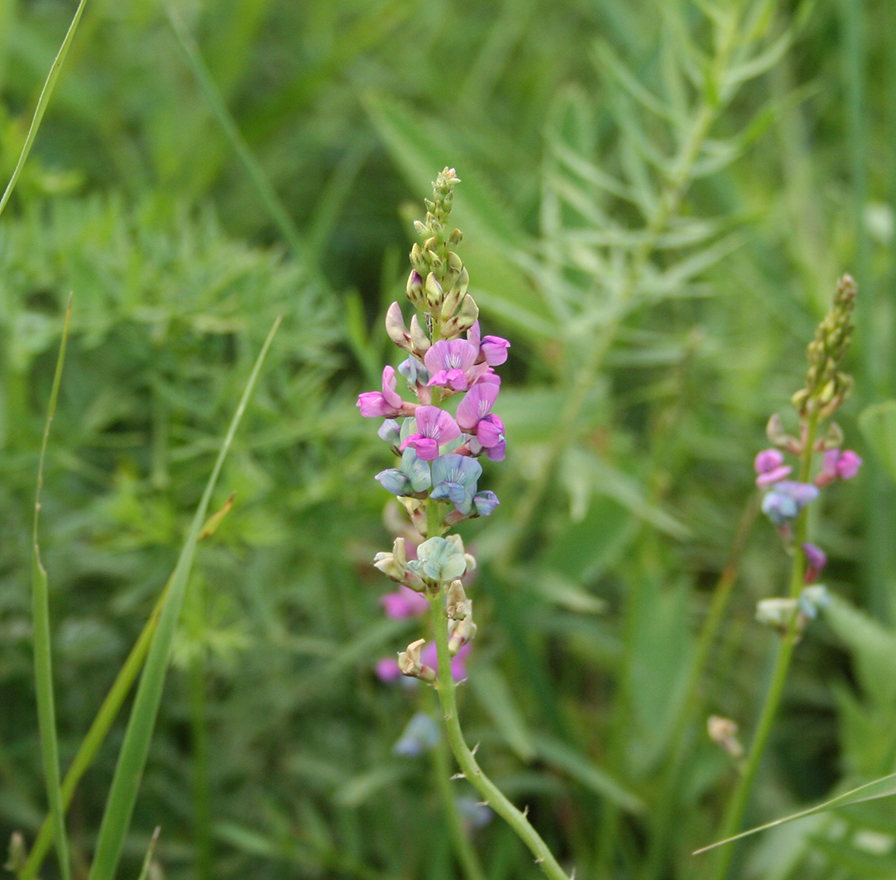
[381,586,429,619]
[424,339,483,391]
[357,366,414,418]
[754,448,791,488]
[456,384,506,461]
[467,321,510,366]
[400,406,462,461]
[817,449,863,487]
[375,657,403,682]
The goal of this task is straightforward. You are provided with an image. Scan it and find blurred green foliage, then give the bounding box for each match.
[1,0,895,878]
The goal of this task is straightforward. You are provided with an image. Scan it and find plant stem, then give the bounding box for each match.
[641,497,760,880]
[427,593,572,880]
[427,690,488,880]
[708,413,820,880]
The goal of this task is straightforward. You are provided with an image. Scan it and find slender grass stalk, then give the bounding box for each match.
[88,317,281,880]
[189,644,212,880]
[641,496,760,880]
[0,0,88,220]
[707,412,820,880]
[30,296,74,880]
[426,690,488,880]
[162,1,307,261]
[426,589,573,880]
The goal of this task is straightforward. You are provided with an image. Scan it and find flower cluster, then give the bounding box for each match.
[358,174,508,532]
[752,275,861,634]
[360,168,507,682]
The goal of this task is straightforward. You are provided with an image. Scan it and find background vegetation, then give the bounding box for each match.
[1,0,895,878]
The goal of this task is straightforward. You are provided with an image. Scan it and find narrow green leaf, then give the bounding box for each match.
[595,41,687,129]
[694,772,896,855]
[0,0,88,220]
[32,297,74,880]
[88,318,281,880]
[134,828,160,880]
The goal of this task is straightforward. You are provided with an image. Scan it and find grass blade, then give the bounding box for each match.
[87,317,281,880]
[693,772,896,855]
[0,0,88,220]
[31,296,74,880]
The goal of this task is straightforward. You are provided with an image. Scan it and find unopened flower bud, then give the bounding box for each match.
[766,413,801,453]
[405,271,427,309]
[386,301,413,350]
[5,832,27,873]
[442,294,479,337]
[755,597,800,632]
[816,421,845,451]
[425,272,443,308]
[409,314,432,356]
[444,251,464,286]
[446,580,468,619]
[409,243,428,274]
[448,601,476,655]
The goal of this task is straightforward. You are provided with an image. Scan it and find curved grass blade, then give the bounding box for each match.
[0,0,88,220]
[693,772,896,855]
[31,296,74,880]
[88,317,281,880]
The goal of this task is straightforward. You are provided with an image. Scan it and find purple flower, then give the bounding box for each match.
[430,454,483,515]
[473,491,500,516]
[754,448,792,488]
[467,321,510,366]
[803,543,827,584]
[381,585,430,619]
[761,481,819,525]
[421,640,471,682]
[358,366,413,418]
[424,339,482,391]
[400,406,462,461]
[375,657,403,683]
[456,383,506,461]
[818,448,863,485]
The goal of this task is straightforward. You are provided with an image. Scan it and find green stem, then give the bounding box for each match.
[30,299,73,880]
[427,592,572,880]
[708,413,820,880]
[189,647,212,880]
[427,690,488,880]
[641,497,759,880]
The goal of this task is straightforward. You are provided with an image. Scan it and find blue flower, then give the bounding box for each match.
[761,481,819,525]
[430,454,482,515]
[375,447,432,496]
